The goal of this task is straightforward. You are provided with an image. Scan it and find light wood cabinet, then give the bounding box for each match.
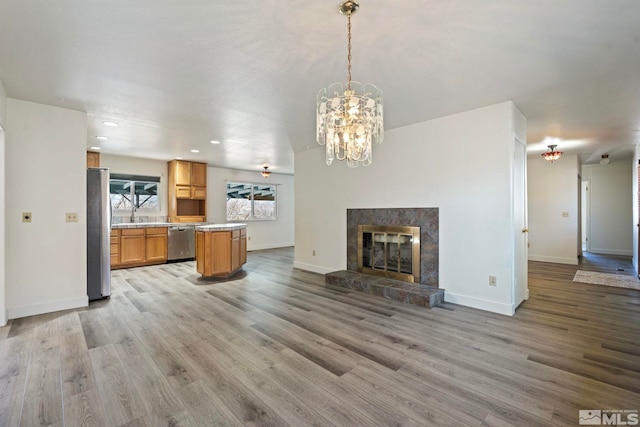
[110,229,121,267]
[195,227,247,278]
[87,151,100,168]
[168,160,207,222]
[145,227,168,262]
[111,227,168,269]
[175,160,191,186]
[120,228,145,265]
[191,162,207,187]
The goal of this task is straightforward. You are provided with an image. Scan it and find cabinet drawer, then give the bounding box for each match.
[110,236,119,245]
[191,186,206,200]
[177,216,205,223]
[146,227,167,235]
[121,228,145,236]
[110,229,120,237]
[231,229,241,239]
[176,186,191,199]
[240,228,247,237]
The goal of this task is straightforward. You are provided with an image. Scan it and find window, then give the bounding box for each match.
[226,182,276,221]
[110,174,160,212]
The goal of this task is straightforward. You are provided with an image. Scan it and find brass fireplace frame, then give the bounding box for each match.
[357,224,421,283]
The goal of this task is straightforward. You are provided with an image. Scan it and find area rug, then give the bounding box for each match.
[573,270,640,290]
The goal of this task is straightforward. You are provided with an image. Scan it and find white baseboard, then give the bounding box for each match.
[528,254,578,265]
[444,291,515,316]
[8,295,88,320]
[247,242,294,251]
[588,248,633,257]
[292,261,337,275]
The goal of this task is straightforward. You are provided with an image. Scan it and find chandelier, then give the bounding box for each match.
[316,0,384,168]
[261,166,271,178]
[541,144,563,163]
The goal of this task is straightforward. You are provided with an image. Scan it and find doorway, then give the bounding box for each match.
[581,180,590,253]
[513,136,528,308]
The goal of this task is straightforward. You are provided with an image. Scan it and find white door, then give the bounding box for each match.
[513,137,528,308]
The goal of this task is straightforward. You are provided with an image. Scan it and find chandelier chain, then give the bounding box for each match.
[347,12,352,90]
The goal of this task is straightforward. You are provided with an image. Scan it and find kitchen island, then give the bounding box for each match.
[195,223,247,279]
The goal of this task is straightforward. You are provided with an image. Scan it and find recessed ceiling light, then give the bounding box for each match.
[210,140,221,144]
[190,149,200,153]
[89,146,101,150]
[175,156,183,160]
[102,121,119,127]
[95,136,108,140]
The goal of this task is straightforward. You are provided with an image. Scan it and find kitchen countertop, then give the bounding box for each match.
[195,223,247,232]
[112,222,208,229]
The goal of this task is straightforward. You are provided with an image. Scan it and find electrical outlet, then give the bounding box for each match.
[65,212,79,222]
[562,211,569,217]
[248,236,251,241]
[22,212,32,223]
[489,275,497,286]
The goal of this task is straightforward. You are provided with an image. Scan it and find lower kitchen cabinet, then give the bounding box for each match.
[110,229,121,267]
[146,227,168,262]
[195,226,247,278]
[111,227,168,269]
[120,229,145,265]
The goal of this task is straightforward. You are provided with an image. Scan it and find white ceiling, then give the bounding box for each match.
[1,0,639,174]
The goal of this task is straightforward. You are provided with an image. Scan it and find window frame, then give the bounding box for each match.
[226,181,277,222]
[110,173,161,214]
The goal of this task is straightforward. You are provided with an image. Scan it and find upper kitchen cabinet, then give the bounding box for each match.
[87,151,100,168]
[168,160,207,222]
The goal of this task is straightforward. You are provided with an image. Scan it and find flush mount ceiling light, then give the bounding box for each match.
[190,149,200,153]
[210,140,221,144]
[316,0,384,168]
[95,136,108,140]
[261,166,272,178]
[541,144,563,163]
[600,154,610,165]
[102,121,119,127]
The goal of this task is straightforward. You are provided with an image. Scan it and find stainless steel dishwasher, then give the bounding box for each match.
[167,225,195,261]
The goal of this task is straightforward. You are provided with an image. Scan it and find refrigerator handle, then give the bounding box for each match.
[109,194,113,231]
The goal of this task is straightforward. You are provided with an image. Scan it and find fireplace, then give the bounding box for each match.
[357,225,420,283]
[347,208,438,287]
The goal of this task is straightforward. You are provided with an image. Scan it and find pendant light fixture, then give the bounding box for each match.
[316,0,384,168]
[261,166,271,178]
[541,144,563,163]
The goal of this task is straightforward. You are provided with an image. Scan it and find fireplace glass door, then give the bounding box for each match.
[358,225,420,283]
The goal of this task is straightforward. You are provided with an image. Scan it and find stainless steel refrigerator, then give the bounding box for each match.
[87,167,111,301]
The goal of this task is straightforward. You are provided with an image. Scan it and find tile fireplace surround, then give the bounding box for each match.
[346,208,439,287]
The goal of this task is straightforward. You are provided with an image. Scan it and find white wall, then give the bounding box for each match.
[582,161,633,256]
[100,153,169,220]
[634,147,639,273]
[295,101,522,315]
[528,155,580,264]
[207,166,294,251]
[0,80,7,326]
[6,99,88,319]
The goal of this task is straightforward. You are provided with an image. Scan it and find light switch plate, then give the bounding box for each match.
[65,212,79,222]
[22,212,32,223]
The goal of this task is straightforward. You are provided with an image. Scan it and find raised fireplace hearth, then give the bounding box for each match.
[324,208,442,309]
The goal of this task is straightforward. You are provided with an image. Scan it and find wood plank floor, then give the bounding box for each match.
[1,248,639,426]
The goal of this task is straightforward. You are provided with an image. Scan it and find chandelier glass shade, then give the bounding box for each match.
[316,1,384,168]
[261,166,271,178]
[541,144,563,163]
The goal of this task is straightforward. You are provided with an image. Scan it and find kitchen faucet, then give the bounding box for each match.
[130,205,137,222]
